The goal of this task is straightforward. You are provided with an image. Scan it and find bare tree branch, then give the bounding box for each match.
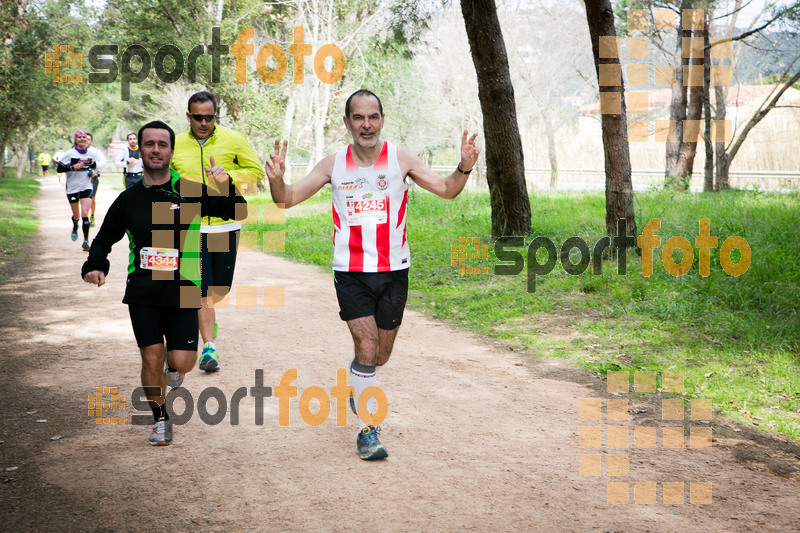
[711,0,755,22]
[707,4,797,52]
[724,53,800,163]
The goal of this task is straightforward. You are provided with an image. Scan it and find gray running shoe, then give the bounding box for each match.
[356,425,388,460]
[164,360,184,388]
[149,419,173,446]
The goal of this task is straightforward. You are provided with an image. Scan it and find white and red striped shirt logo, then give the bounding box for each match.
[331,142,410,272]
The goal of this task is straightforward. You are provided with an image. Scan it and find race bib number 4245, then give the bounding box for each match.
[140,247,178,271]
[346,193,387,225]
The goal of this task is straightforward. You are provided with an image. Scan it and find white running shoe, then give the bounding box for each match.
[164,360,184,388]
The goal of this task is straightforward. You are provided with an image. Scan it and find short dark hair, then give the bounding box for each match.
[188,91,218,113]
[138,121,175,150]
[86,132,93,140]
[127,132,137,139]
[345,89,383,118]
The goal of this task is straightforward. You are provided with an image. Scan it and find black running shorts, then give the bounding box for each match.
[67,189,93,203]
[333,269,409,330]
[128,304,199,351]
[200,230,239,298]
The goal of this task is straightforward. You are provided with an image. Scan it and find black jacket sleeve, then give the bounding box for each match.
[81,193,129,277]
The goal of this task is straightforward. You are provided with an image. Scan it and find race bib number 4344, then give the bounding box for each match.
[140,247,178,271]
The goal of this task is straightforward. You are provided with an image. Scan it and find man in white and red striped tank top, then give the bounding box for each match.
[330,141,410,272]
[265,90,480,460]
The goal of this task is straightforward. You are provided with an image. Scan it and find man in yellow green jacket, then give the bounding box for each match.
[170,91,264,372]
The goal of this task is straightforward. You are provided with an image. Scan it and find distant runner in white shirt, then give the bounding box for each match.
[53,148,66,184]
[265,89,480,460]
[117,132,143,189]
[57,130,107,251]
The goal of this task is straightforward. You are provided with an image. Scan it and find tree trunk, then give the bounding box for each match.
[714,84,729,190]
[308,83,325,173]
[716,60,800,190]
[313,1,327,169]
[674,34,704,189]
[584,0,637,237]
[665,5,688,183]
[713,0,744,190]
[703,16,714,192]
[461,0,531,237]
[13,142,28,179]
[716,150,731,189]
[0,130,9,178]
[281,87,297,184]
[541,108,558,191]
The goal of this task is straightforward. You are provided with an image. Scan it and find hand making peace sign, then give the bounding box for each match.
[264,139,289,182]
[459,130,481,173]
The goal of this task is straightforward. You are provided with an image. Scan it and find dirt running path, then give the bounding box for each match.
[1,178,798,532]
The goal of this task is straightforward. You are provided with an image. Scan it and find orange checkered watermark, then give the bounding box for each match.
[143,198,286,309]
[578,371,713,504]
[45,44,83,83]
[451,237,490,275]
[598,9,733,143]
[88,386,126,425]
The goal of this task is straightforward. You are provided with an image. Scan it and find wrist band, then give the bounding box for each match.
[456,163,472,175]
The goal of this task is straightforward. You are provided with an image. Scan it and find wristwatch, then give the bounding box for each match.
[456,163,472,175]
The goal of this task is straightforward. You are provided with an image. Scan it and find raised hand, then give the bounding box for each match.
[264,139,288,182]
[204,155,229,187]
[459,130,481,172]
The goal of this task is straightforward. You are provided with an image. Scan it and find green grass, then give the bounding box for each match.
[101,170,126,193]
[0,170,41,281]
[243,187,800,441]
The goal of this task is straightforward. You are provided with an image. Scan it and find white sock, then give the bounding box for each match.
[350,360,377,430]
[204,341,215,350]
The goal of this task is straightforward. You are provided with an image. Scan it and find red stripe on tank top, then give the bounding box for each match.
[345,145,358,173]
[332,201,341,230]
[397,189,408,229]
[375,142,388,169]
[377,195,391,270]
[349,225,363,271]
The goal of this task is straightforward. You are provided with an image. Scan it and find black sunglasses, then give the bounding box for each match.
[190,114,216,122]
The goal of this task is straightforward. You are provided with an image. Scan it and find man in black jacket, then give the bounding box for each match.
[82,120,246,446]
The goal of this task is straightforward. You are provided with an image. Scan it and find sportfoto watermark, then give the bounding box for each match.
[457,218,750,292]
[123,368,387,427]
[79,26,344,101]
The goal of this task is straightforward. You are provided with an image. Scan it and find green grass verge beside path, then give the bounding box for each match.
[245,187,800,441]
[0,170,41,282]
